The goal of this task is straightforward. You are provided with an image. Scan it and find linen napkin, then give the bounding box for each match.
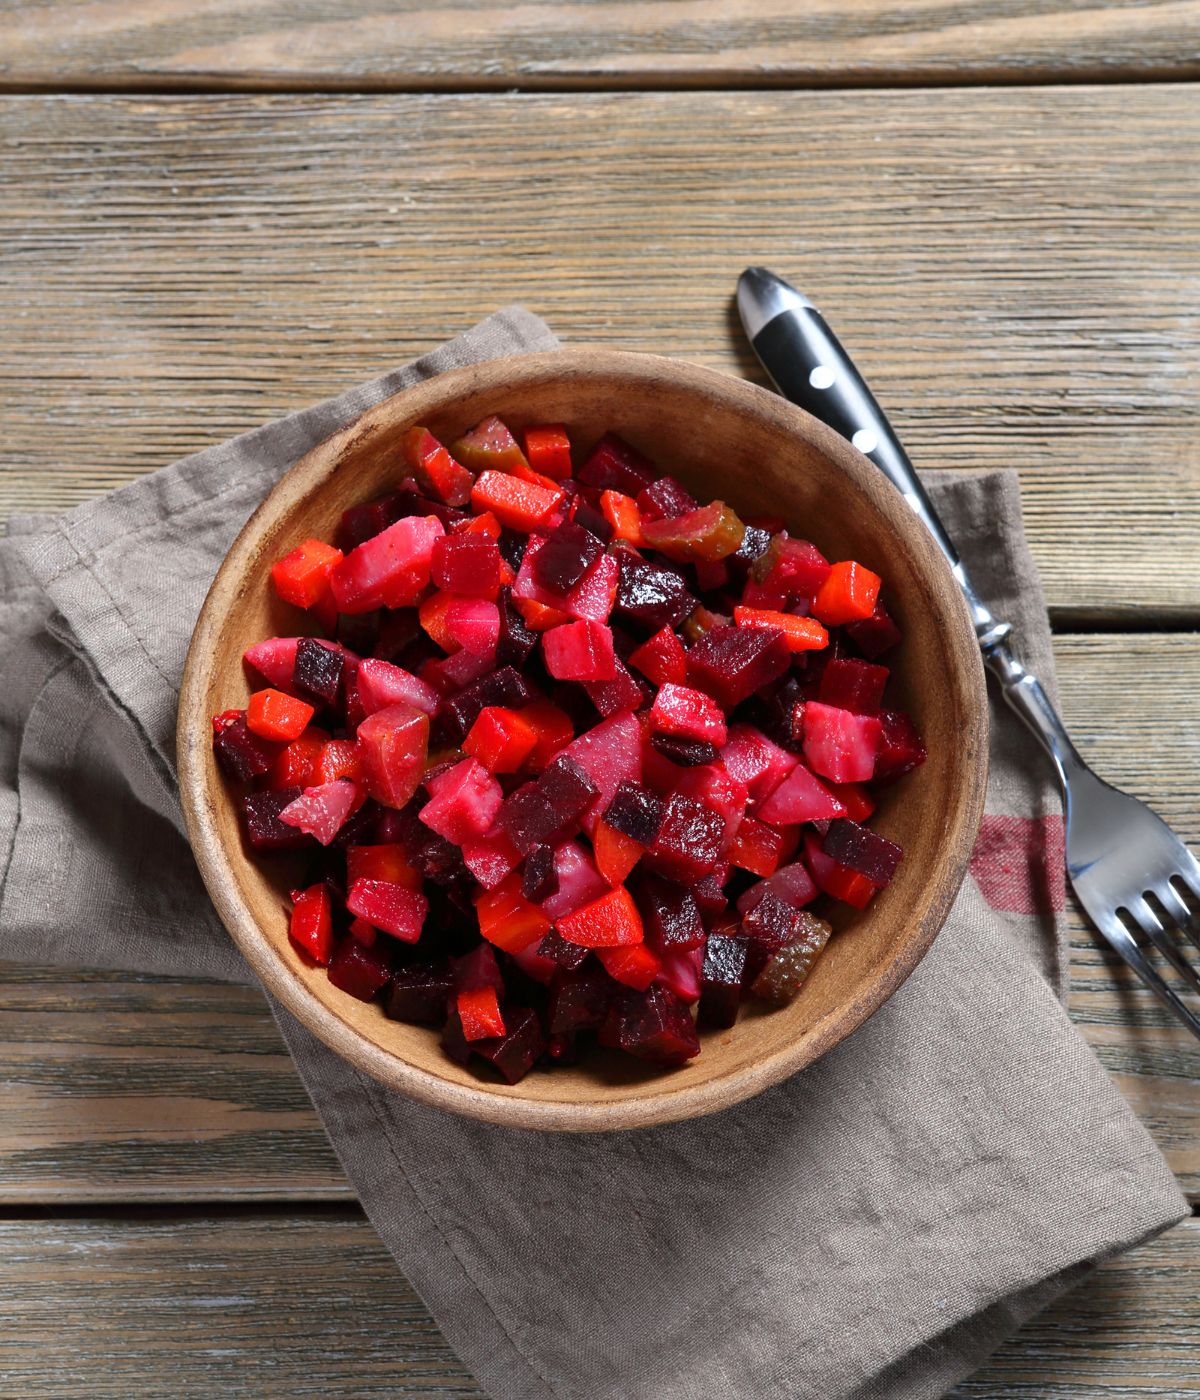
[0,308,1187,1400]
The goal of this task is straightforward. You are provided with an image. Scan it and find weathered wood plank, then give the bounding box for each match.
[1,632,1196,1203]
[1,0,1198,90]
[1,91,1198,621]
[0,1210,1196,1398]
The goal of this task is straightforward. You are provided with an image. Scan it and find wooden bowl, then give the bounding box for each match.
[178,349,987,1132]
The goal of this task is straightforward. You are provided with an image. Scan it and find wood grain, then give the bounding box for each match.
[1,0,1199,91]
[1,91,1198,622]
[0,1209,1196,1398]
[2,631,1197,1200]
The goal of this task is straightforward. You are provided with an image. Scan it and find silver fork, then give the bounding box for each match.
[737,266,1200,1039]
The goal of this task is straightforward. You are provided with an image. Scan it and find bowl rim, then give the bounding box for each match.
[178,347,988,1132]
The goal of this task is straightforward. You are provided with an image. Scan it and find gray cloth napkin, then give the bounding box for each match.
[0,309,1187,1400]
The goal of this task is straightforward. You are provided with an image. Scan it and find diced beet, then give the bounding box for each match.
[561,710,643,830]
[579,434,657,496]
[420,757,503,844]
[736,861,819,917]
[801,701,882,784]
[356,657,439,718]
[643,878,705,951]
[614,550,696,631]
[650,735,719,767]
[720,722,798,801]
[213,712,278,783]
[602,780,664,847]
[336,610,381,657]
[498,756,598,854]
[441,1008,473,1065]
[691,869,731,915]
[279,779,362,845]
[543,619,617,682]
[636,474,696,522]
[874,709,928,781]
[822,818,903,888]
[243,636,301,690]
[687,625,790,709]
[431,533,501,596]
[330,514,445,614]
[531,521,602,594]
[818,658,889,716]
[385,961,454,1024]
[495,587,538,667]
[655,944,704,1004]
[472,1005,546,1084]
[547,967,613,1035]
[600,985,700,1067]
[392,484,466,531]
[511,942,558,986]
[572,499,613,542]
[649,682,727,746]
[585,655,646,718]
[750,913,833,1004]
[698,934,748,1029]
[356,703,430,809]
[752,535,831,598]
[439,665,534,741]
[347,877,428,941]
[803,832,876,909]
[452,941,506,995]
[674,764,748,852]
[444,598,501,656]
[522,844,559,903]
[536,929,589,971]
[564,551,619,624]
[540,842,608,921]
[242,787,312,851]
[733,523,772,568]
[293,637,344,707]
[646,792,725,885]
[741,888,805,952]
[327,937,392,1002]
[846,600,902,658]
[459,823,522,890]
[756,761,846,825]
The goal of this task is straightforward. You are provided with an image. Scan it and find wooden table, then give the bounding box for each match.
[3,5,1199,1394]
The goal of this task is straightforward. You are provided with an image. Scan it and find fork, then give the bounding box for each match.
[736,266,1200,1039]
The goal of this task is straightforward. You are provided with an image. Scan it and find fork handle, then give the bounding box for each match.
[739,272,1085,792]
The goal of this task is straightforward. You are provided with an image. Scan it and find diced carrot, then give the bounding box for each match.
[458,985,506,1041]
[518,700,575,771]
[596,943,661,990]
[271,538,343,609]
[471,471,562,533]
[475,872,552,953]
[600,490,644,545]
[269,726,332,789]
[733,606,829,653]
[593,819,643,886]
[822,864,877,909]
[347,844,423,892]
[289,884,334,964]
[523,424,573,480]
[828,781,877,823]
[513,594,571,631]
[811,561,882,626]
[463,706,538,774]
[556,886,644,947]
[628,626,687,687]
[314,738,365,786]
[245,688,315,742]
[454,510,502,540]
[400,426,474,507]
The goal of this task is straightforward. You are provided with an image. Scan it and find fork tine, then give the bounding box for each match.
[1124,896,1200,999]
[1094,910,1200,1043]
[1157,881,1200,955]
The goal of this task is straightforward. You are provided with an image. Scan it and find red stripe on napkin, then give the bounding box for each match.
[970,813,1066,915]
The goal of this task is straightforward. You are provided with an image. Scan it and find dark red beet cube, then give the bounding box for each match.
[293,637,344,708]
[441,1009,473,1066]
[531,521,602,595]
[213,713,278,783]
[572,499,613,543]
[847,600,902,658]
[336,609,381,658]
[431,533,502,596]
[733,523,772,568]
[452,941,505,995]
[579,433,657,496]
[822,818,904,888]
[647,793,725,885]
[385,961,454,1025]
[600,985,700,1067]
[545,1032,579,1065]
[472,1005,545,1084]
[874,709,928,781]
[441,665,534,740]
[496,587,537,667]
[522,844,560,903]
[499,757,598,855]
[741,888,803,951]
[615,550,696,631]
[327,936,392,1002]
[547,967,613,1034]
[603,781,664,847]
[698,933,748,1029]
[338,494,403,549]
[650,734,719,768]
[536,929,589,972]
[687,625,790,708]
[691,871,730,915]
[644,879,705,951]
[242,787,312,851]
[584,657,647,718]
[636,475,696,522]
[818,657,889,716]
